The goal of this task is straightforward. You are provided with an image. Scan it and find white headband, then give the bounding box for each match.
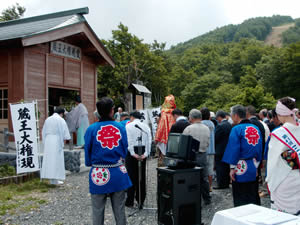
[276,100,298,122]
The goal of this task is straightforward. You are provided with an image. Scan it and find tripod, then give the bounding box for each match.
[136,134,144,210]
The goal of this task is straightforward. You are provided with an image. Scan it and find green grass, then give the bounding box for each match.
[38,199,47,204]
[0,164,16,178]
[54,222,64,225]
[0,203,19,216]
[0,178,56,216]
[21,204,39,213]
[24,196,39,201]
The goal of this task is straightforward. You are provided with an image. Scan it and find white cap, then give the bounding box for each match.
[210,111,216,118]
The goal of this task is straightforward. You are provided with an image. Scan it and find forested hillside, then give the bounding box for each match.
[99,15,300,114]
[264,23,295,47]
[169,15,293,54]
[282,18,300,45]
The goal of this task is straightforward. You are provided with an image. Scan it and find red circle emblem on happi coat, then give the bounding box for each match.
[96,125,121,150]
[245,126,260,146]
[235,160,248,175]
[91,168,110,186]
[119,165,127,174]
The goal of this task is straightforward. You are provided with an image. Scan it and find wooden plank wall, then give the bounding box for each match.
[0,51,8,85]
[47,54,96,124]
[48,55,81,89]
[0,50,9,136]
[9,48,25,133]
[24,49,46,132]
[65,59,81,88]
[23,43,97,133]
[82,63,96,123]
[48,55,64,86]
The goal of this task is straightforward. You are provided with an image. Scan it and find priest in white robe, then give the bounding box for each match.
[66,95,89,148]
[41,107,71,185]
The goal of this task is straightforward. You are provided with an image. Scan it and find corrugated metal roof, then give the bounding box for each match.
[0,7,115,67]
[131,83,151,94]
[0,8,87,41]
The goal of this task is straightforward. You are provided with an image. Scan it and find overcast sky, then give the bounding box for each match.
[1,0,300,48]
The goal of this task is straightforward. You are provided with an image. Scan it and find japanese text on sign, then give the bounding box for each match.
[148,108,161,137]
[10,103,39,174]
[50,41,81,60]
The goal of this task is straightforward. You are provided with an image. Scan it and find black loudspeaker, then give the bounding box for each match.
[157,167,202,225]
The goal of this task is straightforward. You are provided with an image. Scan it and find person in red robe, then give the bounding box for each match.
[155,95,176,166]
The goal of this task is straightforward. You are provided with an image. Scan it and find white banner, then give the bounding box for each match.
[148,107,161,138]
[10,102,39,174]
[139,110,150,125]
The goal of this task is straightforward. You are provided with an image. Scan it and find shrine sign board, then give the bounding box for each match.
[10,102,39,174]
[50,41,81,60]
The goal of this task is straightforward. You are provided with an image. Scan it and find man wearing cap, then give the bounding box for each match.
[125,111,152,208]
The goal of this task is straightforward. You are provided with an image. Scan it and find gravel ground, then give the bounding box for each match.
[1,158,270,225]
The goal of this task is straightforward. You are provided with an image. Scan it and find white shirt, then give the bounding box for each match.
[126,119,152,157]
[266,122,300,192]
[260,120,270,142]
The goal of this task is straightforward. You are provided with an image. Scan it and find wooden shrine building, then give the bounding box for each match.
[0,7,115,133]
[128,83,152,111]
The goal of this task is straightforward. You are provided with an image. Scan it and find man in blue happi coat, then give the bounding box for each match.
[85,97,132,225]
[119,112,130,127]
[222,105,262,207]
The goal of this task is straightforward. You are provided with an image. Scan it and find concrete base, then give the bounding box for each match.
[0,150,82,173]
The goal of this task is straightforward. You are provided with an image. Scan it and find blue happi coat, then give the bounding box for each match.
[222,121,262,182]
[84,120,132,194]
[119,119,130,127]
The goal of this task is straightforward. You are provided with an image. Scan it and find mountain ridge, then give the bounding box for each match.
[264,23,295,47]
[169,15,295,54]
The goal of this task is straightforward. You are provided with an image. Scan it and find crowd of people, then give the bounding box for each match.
[40,94,300,225]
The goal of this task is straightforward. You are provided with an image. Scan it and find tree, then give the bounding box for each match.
[240,66,257,88]
[181,73,222,113]
[98,23,171,108]
[199,83,242,112]
[199,83,275,113]
[258,42,300,105]
[234,84,276,110]
[0,3,25,21]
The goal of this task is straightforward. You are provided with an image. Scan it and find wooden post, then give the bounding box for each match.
[3,128,9,152]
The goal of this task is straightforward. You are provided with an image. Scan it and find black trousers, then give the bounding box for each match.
[196,152,211,203]
[232,180,261,207]
[215,156,230,188]
[125,155,146,206]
